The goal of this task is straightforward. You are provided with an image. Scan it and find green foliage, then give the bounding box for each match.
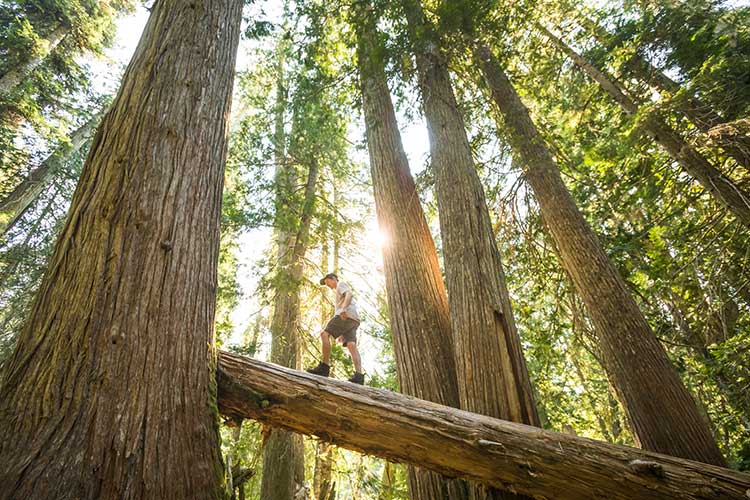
[0,0,132,195]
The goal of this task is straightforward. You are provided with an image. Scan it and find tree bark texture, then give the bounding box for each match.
[540,26,750,228]
[402,0,539,426]
[0,1,243,498]
[217,351,750,500]
[473,43,726,467]
[401,2,541,498]
[404,0,539,499]
[0,107,105,236]
[354,4,469,498]
[0,25,68,96]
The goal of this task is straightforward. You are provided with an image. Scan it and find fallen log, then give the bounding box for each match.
[217,351,750,500]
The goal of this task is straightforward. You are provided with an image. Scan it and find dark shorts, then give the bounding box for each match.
[324,315,360,346]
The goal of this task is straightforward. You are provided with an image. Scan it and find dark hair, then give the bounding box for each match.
[319,273,338,285]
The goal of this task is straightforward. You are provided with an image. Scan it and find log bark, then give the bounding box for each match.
[540,26,750,228]
[353,3,469,498]
[0,25,68,96]
[0,1,243,498]
[217,351,750,500]
[472,42,726,466]
[0,107,104,236]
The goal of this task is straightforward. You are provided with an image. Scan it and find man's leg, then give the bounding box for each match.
[346,341,362,374]
[321,330,332,365]
[306,330,333,377]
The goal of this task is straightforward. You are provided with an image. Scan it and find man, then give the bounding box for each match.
[307,273,364,384]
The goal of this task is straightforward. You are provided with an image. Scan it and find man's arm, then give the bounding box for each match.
[340,291,353,320]
[338,283,353,320]
[340,290,353,310]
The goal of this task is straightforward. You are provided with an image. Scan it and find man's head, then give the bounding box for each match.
[319,272,338,289]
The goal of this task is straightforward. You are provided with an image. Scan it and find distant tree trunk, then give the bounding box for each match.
[577,16,750,172]
[0,107,104,236]
[472,42,725,466]
[354,3,469,498]
[378,461,395,500]
[401,1,540,497]
[312,233,336,500]
[662,288,750,432]
[332,179,340,272]
[540,26,750,228]
[261,144,319,500]
[227,424,243,498]
[312,441,335,500]
[260,40,313,500]
[0,25,68,96]
[0,1,243,498]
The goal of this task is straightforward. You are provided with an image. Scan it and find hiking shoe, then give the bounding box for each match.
[348,372,364,385]
[306,362,330,377]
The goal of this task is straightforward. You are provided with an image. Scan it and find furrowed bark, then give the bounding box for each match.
[0,25,68,96]
[540,26,750,228]
[0,1,243,498]
[354,2,469,497]
[0,108,105,236]
[217,351,750,500]
[402,1,540,498]
[473,43,726,466]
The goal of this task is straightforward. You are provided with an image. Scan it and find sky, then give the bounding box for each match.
[96,4,431,375]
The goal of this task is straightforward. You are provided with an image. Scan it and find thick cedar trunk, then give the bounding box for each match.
[217,351,750,500]
[354,4,469,498]
[578,16,750,170]
[473,43,726,466]
[541,26,750,228]
[401,1,540,498]
[0,1,243,498]
[0,25,68,95]
[0,108,104,236]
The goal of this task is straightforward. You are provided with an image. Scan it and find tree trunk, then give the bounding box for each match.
[0,1,243,498]
[401,2,540,498]
[260,41,314,500]
[578,16,750,171]
[262,162,318,499]
[0,107,105,236]
[217,351,750,500]
[0,25,68,96]
[473,42,725,466]
[354,4,469,498]
[312,441,335,500]
[378,461,395,500]
[312,232,336,500]
[540,26,750,228]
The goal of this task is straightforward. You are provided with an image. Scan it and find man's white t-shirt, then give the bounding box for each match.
[334,281,360,322]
